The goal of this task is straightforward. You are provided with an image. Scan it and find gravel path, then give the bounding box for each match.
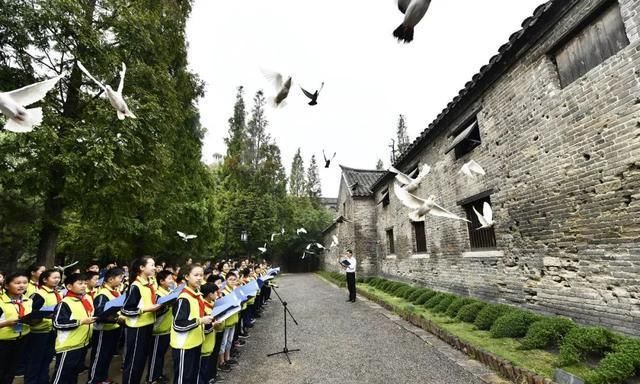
[220,273,491,384]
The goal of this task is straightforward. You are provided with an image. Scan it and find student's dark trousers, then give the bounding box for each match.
[51,347,85,384]
[88,328,119,384]
[0,337,27,384]
[211,331,224,378]
[346,272,356,301]
[172,346,201,384]
[122,324,153,384]
[25,331,56,384]
[148,333,170,382]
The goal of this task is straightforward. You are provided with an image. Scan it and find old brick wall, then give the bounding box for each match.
[375,0,640,336]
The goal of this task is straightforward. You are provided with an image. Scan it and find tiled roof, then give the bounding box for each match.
[340,165,386,197]
[372,0,568,191]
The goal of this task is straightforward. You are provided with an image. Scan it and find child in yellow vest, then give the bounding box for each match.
[51,273,96,384]
[85,271,100,302]
[26,269,62,384]
[148,270,175,384]
[121,256,162,384]
[171,264,214,384]
[25,264,45,298]
[0,271,33,383]
[88,267,125,384]
[199,283,222,384]
[218,271,240,371]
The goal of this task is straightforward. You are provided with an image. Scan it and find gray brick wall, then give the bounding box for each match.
[331,0,640,336]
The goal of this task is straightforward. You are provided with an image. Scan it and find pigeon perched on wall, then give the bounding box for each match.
[262,69,292,108]
[300,82,324,106]
[473,202,494,229]
[389,164,431,193]
[393,182,470,223]
[177,231,197,242]
[393,0,432,43]
[78,62,136,120]
[459,160,486,179]
[0,75,62,132]
[323,150,336,168]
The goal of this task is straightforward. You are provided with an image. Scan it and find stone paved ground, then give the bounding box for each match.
[219,273,506,384]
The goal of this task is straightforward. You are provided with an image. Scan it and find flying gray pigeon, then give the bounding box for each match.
[394,0,432,43]
[0,75,62,132]
[300,82,324,106]
[323,150,336,168]
[78,61,136,120]
[262,69,292,108]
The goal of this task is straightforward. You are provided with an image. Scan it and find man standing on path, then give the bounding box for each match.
[339,250,357,302]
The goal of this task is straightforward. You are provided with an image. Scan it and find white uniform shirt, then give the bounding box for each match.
[345,256,357,273]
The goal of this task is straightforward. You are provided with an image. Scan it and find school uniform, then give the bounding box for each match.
[0,292,32,384]
[51,292,94,384]
[148,286,172,383]
[171,286,205,384]
[220,285,239,356]
[198,300,216,384]
[88,286,121,384]
[121,276,157,384]
[25,286,61,384]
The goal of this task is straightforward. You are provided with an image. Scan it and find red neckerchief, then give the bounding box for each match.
[10,297,26,317]
[107,287,120,298]
[204,301,213,310]
[88,289,95,300]
[137,277,157,304]
[43,286,62,303]
[65,291,94,316]
[182,287,205,317]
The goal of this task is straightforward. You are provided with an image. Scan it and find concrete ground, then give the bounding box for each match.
[15,273,506,384]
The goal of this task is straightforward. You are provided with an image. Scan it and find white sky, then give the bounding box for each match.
[186,0,544,197]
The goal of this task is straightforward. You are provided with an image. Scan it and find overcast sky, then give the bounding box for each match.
[186,0,544,197]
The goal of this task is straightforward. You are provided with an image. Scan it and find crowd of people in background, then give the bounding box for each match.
[0,257,276,384]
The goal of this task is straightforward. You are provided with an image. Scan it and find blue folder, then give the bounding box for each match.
[157,283,185,305]
[98,293,127,320]
[340,260,351,267]
[266,267,280,276]
[239,281,259,298]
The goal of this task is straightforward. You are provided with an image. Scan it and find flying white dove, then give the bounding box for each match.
[393,0,432,43]
[459,160,486,179]
[473,202,494,229]
[281,227,285,235]
[177,231,197,242]
[389,164,431,193]
[393,182,470,223]
[258,243,267,253]
[315,243,325,249]
[262,69,292,108]
[77,61,136,120]
[270,232,278,242]
[0,75,62,132]
[306,243,312,250]
[53,261,79,272]
[296,228,307,235]
[330,235,339,248]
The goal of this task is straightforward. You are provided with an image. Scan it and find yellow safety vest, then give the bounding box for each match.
[153,287,172,335]
[222,286,239,328]
[0,293,32,340]
[25,280,38,298]
[30,286,61,333]
[54,296,92,352]
[170,287,204,350]
[201,301,215,356]
[125,278,156,328]
[94,287,120,332]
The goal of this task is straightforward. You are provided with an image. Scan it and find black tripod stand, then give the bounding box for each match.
[266,285,300,364]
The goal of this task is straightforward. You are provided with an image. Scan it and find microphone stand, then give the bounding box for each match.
[266,284,300,364]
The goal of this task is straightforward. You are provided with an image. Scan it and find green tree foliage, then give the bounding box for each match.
[289,148,305,197]
[396,114,410,157]
[305,154,321,198]
[375,158,384,170]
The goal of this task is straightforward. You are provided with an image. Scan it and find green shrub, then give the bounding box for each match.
[363,276,375,284]
[457,302,486,323]
[432,295,457,313]
[490,310,543,338]
[378,281,392,291]
[402,287,418,300]
[369,277,383,287]
[558,327,619,366]
[519,317,577,350]
[445,298,477,318]
[424,293,448,309]
[587,339,640,384]
[408,288,428,302]
[393,286,410,297]
[414,290,437,305]
[474,304,514,330]
[386,282,407,294]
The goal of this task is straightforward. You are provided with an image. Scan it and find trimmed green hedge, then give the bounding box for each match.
[490,310,543,338]
[414,290,437,305]
[445,298,477,318]
[520,317,576,350]
[456,302,486,323]
[558,327,619,367]
[424,293,448,309]
[587,339,640,384]
[474,304,514,331]
[432,295,457,313]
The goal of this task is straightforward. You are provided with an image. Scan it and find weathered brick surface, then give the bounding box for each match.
[326,0,640,336]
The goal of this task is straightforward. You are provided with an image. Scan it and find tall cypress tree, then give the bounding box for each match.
[396,114,410,157]
[289,148,305,197]
[376,159,385,170]
[306,155,321,198]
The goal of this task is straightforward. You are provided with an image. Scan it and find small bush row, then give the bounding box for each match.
[354,275,640,384]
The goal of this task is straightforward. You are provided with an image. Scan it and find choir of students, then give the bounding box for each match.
[0,257,275,384]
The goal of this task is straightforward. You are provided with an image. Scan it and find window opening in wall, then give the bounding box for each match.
[412,221,427,253]
[379,188,390,207]
[462,196,496,249]
[445,117,481,159]
[386,228,395,254]
[552,1,629,87]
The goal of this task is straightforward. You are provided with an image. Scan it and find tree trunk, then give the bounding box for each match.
[35,0,97,266]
